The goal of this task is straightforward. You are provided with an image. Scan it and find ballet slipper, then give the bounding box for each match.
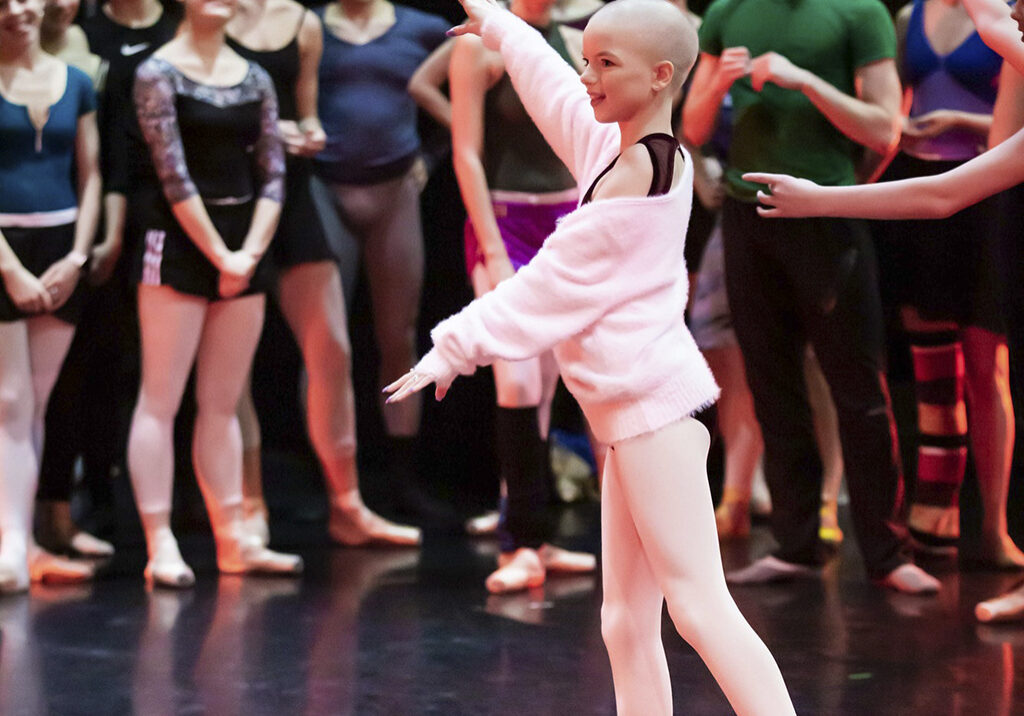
[69,531,115,558]
[144,536,195,589]
[486,548,545,594]
[818,503,843,545]
[216,526,303,575]
[976,583,1024,623]
[726,555,820,585]
[0,557,29,594]
[875,563,941,595]
[242,498,271,547]
[537,544,596,573]
[465,510,500,536]
[28,544,94,585]
[714,500,750,539]
[328,500,421,547]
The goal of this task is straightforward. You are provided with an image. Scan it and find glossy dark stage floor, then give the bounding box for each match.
[5,503,1024,716]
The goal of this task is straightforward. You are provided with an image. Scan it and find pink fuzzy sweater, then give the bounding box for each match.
[415,9,719,443]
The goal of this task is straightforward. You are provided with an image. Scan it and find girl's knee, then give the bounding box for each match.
[0,382,34,432]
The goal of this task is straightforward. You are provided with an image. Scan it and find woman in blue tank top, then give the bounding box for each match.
[876,0,1024,569]
[0,0,102,592]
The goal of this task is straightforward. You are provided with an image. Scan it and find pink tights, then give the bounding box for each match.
[600,417,794,715]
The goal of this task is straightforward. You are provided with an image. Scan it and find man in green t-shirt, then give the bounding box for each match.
[683,0,940,593]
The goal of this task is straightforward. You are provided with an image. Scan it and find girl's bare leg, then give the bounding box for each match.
[236,372,269,545]
[193,294,301,575]
[604,418,794,715]
[962,327,1024,567]
[128,286,207,586]
[277,261,419,546]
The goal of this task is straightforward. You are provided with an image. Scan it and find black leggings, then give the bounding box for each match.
[721,197,910,577]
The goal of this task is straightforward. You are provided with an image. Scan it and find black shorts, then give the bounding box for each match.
[132,191,271,301]
[269,158,339,270]
[0,222,86,325]
[872,153,1003,333]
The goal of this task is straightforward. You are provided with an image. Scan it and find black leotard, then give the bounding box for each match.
[581,133,683,205]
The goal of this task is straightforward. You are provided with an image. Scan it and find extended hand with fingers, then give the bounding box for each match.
[383,349,459,404]
[742,172,824,218]
[447,0,501,37]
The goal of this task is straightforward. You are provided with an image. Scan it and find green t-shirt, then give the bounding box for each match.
[699,0,896,200]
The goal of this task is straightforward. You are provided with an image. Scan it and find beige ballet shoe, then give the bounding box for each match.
[976,584,1024,623]
[876,563,941,595]
[487,548,546,594]
[28,544,94,584]
[328,501,421,547]
[216,528,303,576]
[69,531,115,558]
[537,544,596,573]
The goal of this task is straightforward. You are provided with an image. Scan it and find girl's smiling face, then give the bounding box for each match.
[0,0,44,47]
[580,21,656,124]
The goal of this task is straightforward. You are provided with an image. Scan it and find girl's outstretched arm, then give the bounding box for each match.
[744,121,1024,220]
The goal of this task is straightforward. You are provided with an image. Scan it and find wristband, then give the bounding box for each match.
[66,251,88,269]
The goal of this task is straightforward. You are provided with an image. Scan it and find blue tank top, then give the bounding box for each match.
[902,0,1002,160]
[0,65,96,216]
[315,5,448,184]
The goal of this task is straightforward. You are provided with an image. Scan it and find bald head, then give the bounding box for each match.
[588,0,698,90]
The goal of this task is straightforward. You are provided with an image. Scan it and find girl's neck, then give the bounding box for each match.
[181,22,226,64]
[617,100,673,153]
[0,40,43,69]
[337,0,384,23]
[106,0,161,26]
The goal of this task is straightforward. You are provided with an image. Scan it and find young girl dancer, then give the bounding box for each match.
[127,0,301,586]
[0,0,102,591]
[741,0,1024,625]
[387,0,795,713]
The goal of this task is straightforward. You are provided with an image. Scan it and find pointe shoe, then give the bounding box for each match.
[714,500,750,538]
[537,544,596,573]
[144,541,196,589]
[69,531,115,558]
[28,545,94,585]
[328,501,421,547]
[976,584,1024,623]
[818,503,843,545]
[876,563,941,595]
[242,499,271,547]
[487,548,545,594]
[465,510,500,536]
[216,528,303,576]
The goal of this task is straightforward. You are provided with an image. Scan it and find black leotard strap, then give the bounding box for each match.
[580,132,684,205]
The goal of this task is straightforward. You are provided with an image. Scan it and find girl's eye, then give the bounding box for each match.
[601,59,613,67]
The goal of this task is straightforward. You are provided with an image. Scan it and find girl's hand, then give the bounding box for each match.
[300,122,327,156]
[89,240,122,286]
[484,251,515,288]
[448,0,502,37]
[278,120,307,156]
[39,256,82,310]
[2,263,54,314]
[903,110,960,140]
[217,250,258,298]
[384,350,458,403]
[741,172,823,218]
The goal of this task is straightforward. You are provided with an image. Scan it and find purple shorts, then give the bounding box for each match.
[464,197,578,276]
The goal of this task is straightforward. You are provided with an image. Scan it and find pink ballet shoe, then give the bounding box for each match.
[28,545,94,585]
[976,583,1024,623]
[242,499,271,547]
[328,501,421,547]
[216,528,303,576]
[537,544,596,573]
[487,548,546,594]
[144,538,195,589]
[0,557,28,594]
[69,531,115,558]
[875,563,941,595]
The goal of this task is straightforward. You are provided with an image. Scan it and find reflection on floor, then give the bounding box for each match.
[2,503,1024,715]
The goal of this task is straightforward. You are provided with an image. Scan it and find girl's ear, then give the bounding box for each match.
[652,60,674,92]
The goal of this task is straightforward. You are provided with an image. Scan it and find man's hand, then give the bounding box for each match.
[714,47,752,93]
[751,52,809,92]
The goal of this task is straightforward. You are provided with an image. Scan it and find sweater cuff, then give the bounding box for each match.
[480,8,521,52]
[414,347,460,387]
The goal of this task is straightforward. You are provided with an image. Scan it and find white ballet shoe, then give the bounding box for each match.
[28,544,94,585]
[465,510,500,536]
[726,555,821,585]
[487,548,546,594]
[537,544,596,573]
[69,531,115,558]
[876,563,941,595]
[0,556,29,594]
[144,538,196,589]
[216,528,303,576]
[328,501,421,547]
[976,584,1024,623]
[242,500,271,547]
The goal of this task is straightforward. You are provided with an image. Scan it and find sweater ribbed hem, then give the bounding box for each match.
[582,371,720,445]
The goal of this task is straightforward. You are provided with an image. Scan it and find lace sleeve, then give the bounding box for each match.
[252,66,285,203]
[134,59,198,205]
